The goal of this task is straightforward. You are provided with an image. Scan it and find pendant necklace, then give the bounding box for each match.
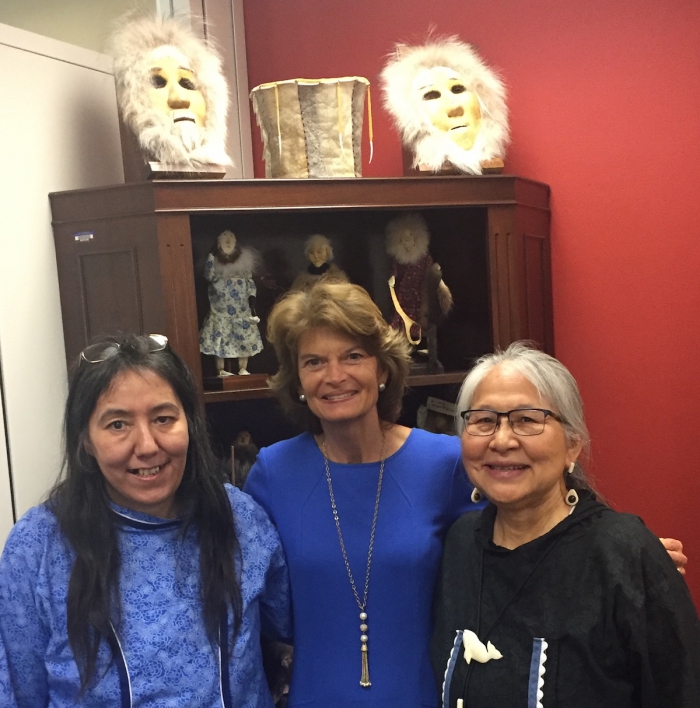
[323,434,386,688]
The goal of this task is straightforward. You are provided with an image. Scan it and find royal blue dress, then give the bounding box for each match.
[245,429,481,707]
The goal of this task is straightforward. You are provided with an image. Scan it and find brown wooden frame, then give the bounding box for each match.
[50,175,552,403]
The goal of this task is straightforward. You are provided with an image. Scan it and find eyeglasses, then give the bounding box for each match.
[80,334,168,364]
[460,408,562,436]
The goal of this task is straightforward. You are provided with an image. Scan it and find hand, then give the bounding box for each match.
[660,537,687,575]
[262,641,293,703]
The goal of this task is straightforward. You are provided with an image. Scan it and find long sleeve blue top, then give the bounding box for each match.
[244,429,481,708]
[0,485,291,708]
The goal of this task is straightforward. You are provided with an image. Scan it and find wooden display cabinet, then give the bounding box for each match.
[50,176,551,433]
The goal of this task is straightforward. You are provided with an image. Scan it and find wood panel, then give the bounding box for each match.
[516,200,553,353]
[80,249,142,340]
[487,205,517,349]
[53,214,166,364]
[156,214,203,386]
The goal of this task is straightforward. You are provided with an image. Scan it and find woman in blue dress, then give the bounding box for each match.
[244,282,484,707]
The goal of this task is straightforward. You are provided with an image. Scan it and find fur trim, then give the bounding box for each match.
[108,13,231,168]
[213,246,260,278]
[385,213,430,264]
[380,36,509,174]
[436,276,454,316]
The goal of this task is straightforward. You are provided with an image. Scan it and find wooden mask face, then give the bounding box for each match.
[412,66,482,151]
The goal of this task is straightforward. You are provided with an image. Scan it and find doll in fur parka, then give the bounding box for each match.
[386,213,453,372]
[290,234,349,292]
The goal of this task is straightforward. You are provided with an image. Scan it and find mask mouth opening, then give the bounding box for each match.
[171,109,197,124]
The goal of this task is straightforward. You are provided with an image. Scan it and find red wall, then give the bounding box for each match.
[242,0,700,603]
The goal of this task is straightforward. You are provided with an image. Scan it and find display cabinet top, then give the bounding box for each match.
[50,175,550,224]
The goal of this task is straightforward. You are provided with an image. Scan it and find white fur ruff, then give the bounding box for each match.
[381,37,509,174]
[213,247,260,279]
[108,14,231,168]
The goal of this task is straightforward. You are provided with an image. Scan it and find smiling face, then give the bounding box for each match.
[86,368,189,519]
[297,327,387,428]
[461,365,581,512]
[412,66,482,151]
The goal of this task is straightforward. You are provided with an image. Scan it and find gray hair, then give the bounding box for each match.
[456,342,594,491]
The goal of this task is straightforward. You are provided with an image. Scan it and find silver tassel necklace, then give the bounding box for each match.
[323,435,386,688]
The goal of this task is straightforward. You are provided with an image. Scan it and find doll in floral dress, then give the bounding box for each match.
[199,230,263,375]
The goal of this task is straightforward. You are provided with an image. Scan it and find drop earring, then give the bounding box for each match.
[299,393,306,403]
[565,488,579,507]
[565,462,579,507]
[471,487,482,504]
[378,383,386,392]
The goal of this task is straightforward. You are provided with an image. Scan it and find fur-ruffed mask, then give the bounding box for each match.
[381,37,509,175]
[108,14,231,168]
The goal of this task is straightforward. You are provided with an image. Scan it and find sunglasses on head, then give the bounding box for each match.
[80,334,168,364]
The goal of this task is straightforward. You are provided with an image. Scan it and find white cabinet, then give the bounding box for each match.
[0,24,122,538]
[0,394,14,548]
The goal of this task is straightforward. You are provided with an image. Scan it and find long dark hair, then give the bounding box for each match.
[48,334,242,689]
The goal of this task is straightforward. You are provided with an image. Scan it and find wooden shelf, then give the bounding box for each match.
[202,370,469,404]
[406,371,468,387]
[50,175,550,223]
[204,387,275,403]
[50,176,552,431]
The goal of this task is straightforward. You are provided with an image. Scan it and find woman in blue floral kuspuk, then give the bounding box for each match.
[0,333,290,707]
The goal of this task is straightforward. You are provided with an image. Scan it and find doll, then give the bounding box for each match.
[290,234,348,291]
[380,36,508,175]
[108,14,230,170]
[199,230,263,375]
[232,430,259,489]
[386,213,453,371]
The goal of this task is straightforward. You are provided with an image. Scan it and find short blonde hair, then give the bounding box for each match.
[267,282,411,432]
